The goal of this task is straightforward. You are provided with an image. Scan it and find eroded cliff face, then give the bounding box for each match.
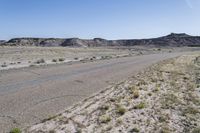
[2,33,200,47]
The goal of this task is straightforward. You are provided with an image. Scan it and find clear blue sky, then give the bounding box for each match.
[0,0,200,40]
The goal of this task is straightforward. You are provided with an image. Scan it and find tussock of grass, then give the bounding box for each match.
[99,115,111,123]
[116,105,126,115]
[129,86,140,98]
[134,102,146,109]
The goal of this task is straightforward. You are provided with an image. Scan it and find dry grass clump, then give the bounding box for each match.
[129,86,140,99]
[134,102,146,109]
[99,115,111,123]
[116,105,126,115]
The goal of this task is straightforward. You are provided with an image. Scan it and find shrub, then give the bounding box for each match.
[129,128,140,132]
[157,48,161,51]
[35,59,45,64]
[10,128,21,133]
[1,64,7,67]
[52,59,57,62]
[58,58,65,62]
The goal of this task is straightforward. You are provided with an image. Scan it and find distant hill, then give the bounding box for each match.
[1,33,200,47]
[0,40,6,44]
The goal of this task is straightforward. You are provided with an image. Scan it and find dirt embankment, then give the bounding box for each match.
[26,53,200,133]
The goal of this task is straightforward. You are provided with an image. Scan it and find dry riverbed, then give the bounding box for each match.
[25,53,200,133]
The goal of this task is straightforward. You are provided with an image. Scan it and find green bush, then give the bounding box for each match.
[10,128,21,133]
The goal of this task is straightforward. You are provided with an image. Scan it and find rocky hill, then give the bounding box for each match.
[1,33,200,47]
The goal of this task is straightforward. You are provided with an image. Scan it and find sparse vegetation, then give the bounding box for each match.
[52,59,57,62]
[134,102,146,109]
[160,126,170,133]
[158,115,167,123]
[129,128,140,132]
[129,86,140,99]
[99,115,111,123]
[35,59,45,64]
[1,63,7,67]
[182,106,199,116]
[161,93,180,109]
[10,128,21,133]
[116,105,126,115]
[27,54,200,133]
[58,58,65,62]
[192,127,200,133]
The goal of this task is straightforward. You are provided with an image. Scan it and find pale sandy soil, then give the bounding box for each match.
[0,46,196,71]
[0,46,131,70]
[26,52,200,133]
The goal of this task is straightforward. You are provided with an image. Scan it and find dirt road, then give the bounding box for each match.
[0,53,185,132]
